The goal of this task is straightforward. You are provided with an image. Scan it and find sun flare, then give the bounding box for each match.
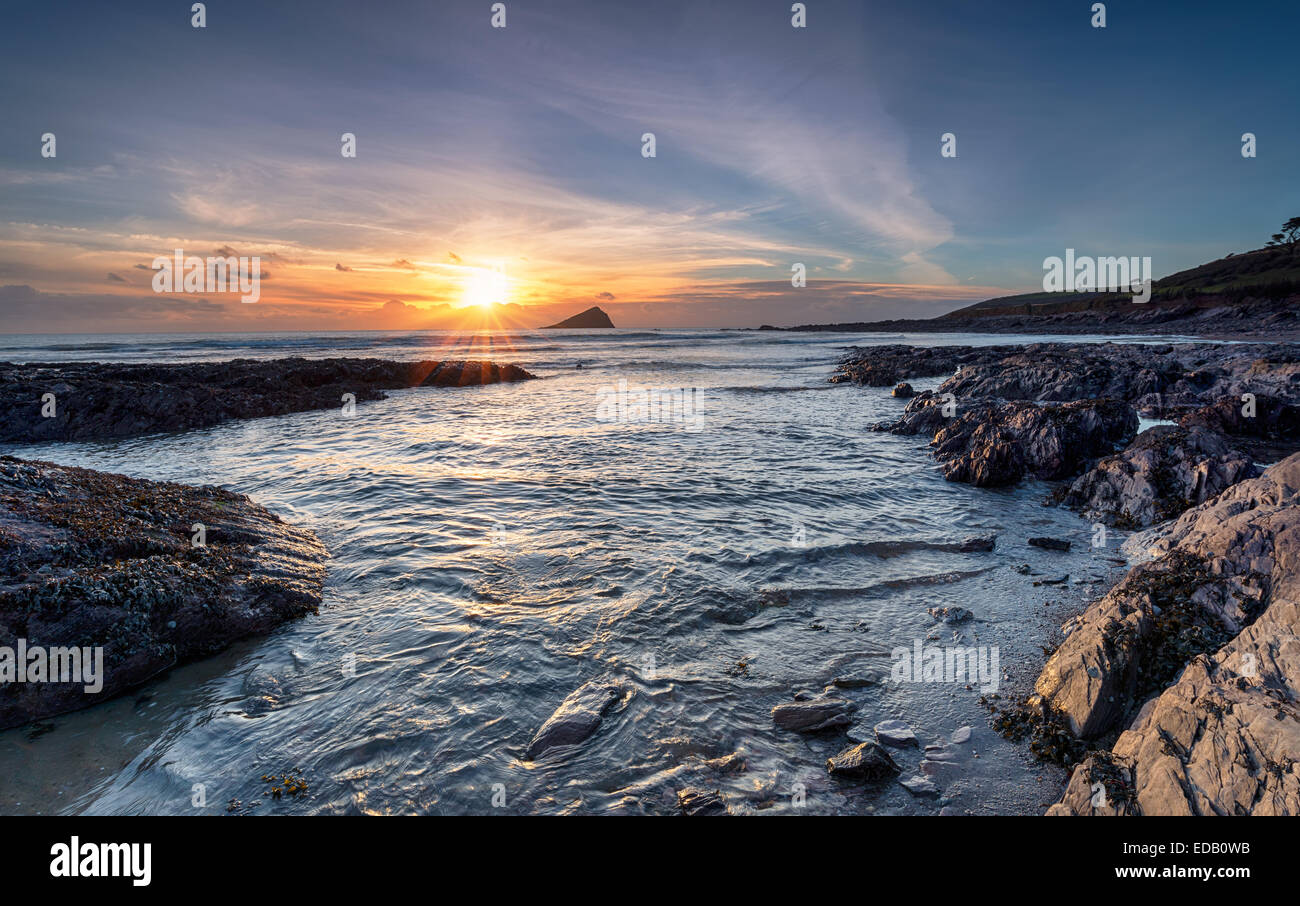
[460,267,509,309]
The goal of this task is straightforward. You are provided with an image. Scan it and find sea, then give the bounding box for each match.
[0,328,1168,815]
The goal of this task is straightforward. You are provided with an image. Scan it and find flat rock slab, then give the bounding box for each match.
[0,456,326,729]
[874,719,918,747]
[0,357,536,443]
[772,697,856,732]
[901,775,940,796]
[524,678,624,760]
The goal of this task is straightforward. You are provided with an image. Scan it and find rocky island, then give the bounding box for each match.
[541,306,616,329]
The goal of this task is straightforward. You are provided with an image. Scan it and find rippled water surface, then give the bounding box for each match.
[1,328,1147,815]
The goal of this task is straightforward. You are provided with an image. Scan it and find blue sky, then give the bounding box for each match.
[0,0,1295,331]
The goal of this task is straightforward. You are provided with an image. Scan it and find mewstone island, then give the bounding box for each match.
[0,0,1297,841]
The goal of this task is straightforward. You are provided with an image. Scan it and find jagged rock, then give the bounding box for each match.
[524,679,624,759]
[1041,455,1300,815]
[1178,393,1300,460]
[928,606,973,623]
[1063,425,1256,527]
[834,345,1015,387]
[874,719,918,747]
[0,357,536,444]
[958,536,996,552]
[892,382,916,398]
[826,742,899,779]
[676,787,729,815]
[932,399,1138,487]
[0,457,326,730]
[772,697,856,732]
[871,389,961,436]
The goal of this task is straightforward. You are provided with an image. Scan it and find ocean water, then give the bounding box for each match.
[0,328,1149,815]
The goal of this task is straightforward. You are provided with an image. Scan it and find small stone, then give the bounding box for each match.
[892,382,916,399]
[900,774,939,796]
[826,742,899,779]
[928,606,973,623]
[1028,536,1071,552]
[951,726,973,744]
[1033,574,1069,586]
[830,672,879,689]
[874,719,918,747]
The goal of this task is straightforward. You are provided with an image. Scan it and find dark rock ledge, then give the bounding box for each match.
[0,357,537,444]
[0,456,326,729]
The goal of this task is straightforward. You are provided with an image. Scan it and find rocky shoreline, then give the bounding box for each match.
[0,456,328,730]
[0,357,536,444]
[839,340,1300,814]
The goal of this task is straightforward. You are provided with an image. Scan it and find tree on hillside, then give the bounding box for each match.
[1266,216,1300,255]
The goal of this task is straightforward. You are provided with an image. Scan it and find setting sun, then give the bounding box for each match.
[460,267,509,309]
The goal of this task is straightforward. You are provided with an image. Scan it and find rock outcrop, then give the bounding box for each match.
[0,357,536,444]
[0,457,327,729]
[931,399,1138,487]
[1043,454,1300,814]
[1063,425,1256,527]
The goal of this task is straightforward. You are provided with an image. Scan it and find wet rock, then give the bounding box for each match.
[830,671,880,689]
[772,697,856,732]
[1033,575,1069,586]
[958,536,996,552]
[0,457,326,730]
[900,774,940,796]
[891,382,916,399]
[826,742,899,780]
[1178,393,1300,460]
[1036,454,1299,744]
[1047,453,1300,815]
[524,679,624,759]
[932,399,1138,488]
[0,357,536,444]
[928,606,973,623]
[951,726,973,744]
[1028,536,1071,552]
[1062,426,1256,527]
[834,344,1015,388]
[676,787,729,816]
[874,719,918,747]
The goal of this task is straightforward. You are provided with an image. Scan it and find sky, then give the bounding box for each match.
[0,0,1296,333]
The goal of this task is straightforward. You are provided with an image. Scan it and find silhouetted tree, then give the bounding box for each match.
[1266,217,1300,256]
